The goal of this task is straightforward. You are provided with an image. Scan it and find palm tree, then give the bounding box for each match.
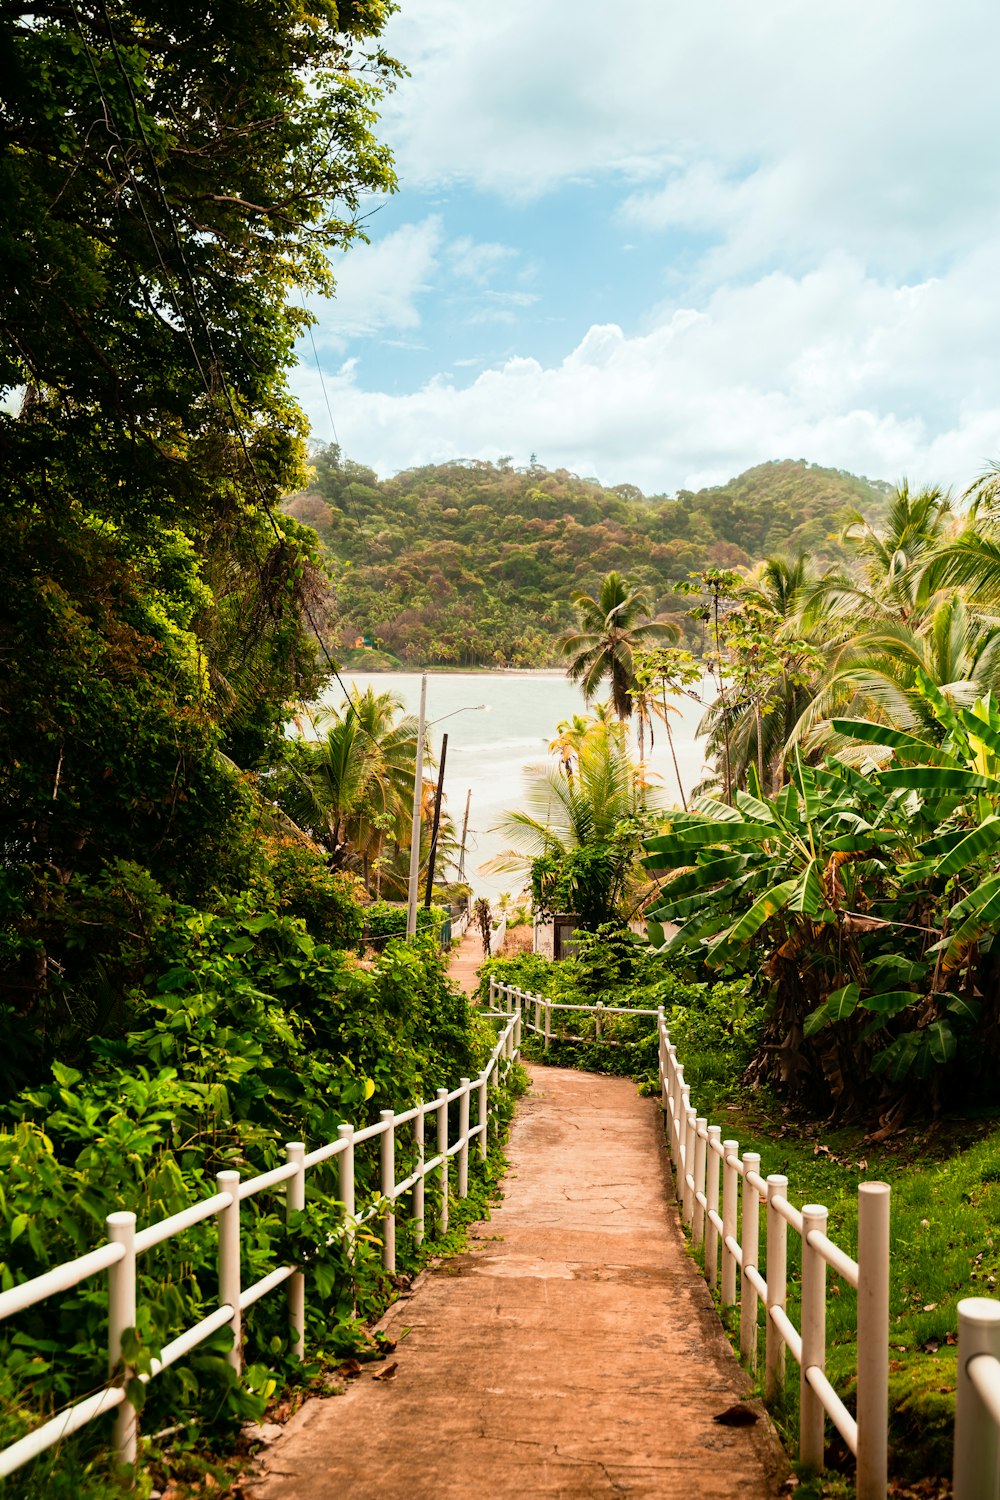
[280,688,423,885]
[485,719,661,925]
[803,482,955,629]
[561,571,677,720]
[789,593,1000,755]
[695,557,825,794]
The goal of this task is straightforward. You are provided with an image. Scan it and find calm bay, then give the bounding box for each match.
[320,670,713,901]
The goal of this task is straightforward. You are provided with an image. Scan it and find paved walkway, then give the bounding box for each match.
[448,926,485,995]
[249,1069,785,1499]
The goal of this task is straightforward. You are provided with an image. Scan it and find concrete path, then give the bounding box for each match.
[448,926,485,995]
[249,1068,785,1499]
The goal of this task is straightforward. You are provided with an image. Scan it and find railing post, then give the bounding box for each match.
[477,1076,488,1161]
[666,1049,679,1164]
[413,1104,425,1246]
[286,1141,305,1360]
[954,1298,1000,1500]
[705,1125,722,1289]
[765,1174,788,1403]
[595,1001,603,1041]
[657,1010,667,1114]
[721,1140,739,1306]
[677,1086,690,1202]
[740,1152,761,1369]
[544,1000,552,1051]
[458,1080,470,1198]
[338,1123,355,1246]
[693,1119,708,1246]
[800,1204,828,1471]
[682,1107,696,1223]
[534,995,541,1035]
[216,1170,242,1374]
[514,1008,522,1052]
[857,1182,890,1500]
[436,1087,449,1235]
[107,1210,138,1469]
[380,1111,396,1273]
[338,1123,356,1313]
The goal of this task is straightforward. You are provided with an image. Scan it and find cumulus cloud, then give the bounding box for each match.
[309,216,444,346]
[381,0,1000,276]
[295,255,1000,493]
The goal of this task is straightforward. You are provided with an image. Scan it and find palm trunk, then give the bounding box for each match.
[755,698,765,793]
[713,589,733,806]
[662,686,688,811]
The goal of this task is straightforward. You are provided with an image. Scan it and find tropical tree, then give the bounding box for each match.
[279,688,423,886]
[802,482,955,629]
[487,719,662,927]
[561,572,677,720]
[633,646,702,809]
[643,675,1000,1118]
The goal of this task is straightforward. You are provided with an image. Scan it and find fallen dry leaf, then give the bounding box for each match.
[371,1361,398,1382]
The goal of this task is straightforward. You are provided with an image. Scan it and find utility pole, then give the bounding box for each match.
[424,733,448,907]
[457,788,472,883]
[405,673,427,939]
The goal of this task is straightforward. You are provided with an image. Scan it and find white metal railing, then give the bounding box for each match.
[491,978,889,1498]
[657,1009,890,1500]
[954,1298,1000,1499]
[489,978,657,1049]
[0,1010,522,1482]
[489,912,508,953]
[452,907,471,942]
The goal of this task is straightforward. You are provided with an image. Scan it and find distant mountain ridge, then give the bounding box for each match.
[284,453,892,669]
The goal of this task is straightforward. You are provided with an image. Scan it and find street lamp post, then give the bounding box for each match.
[405,674,428,939]
[405,692,489,937]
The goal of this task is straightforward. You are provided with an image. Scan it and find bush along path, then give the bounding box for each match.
[248,1062,786,1500]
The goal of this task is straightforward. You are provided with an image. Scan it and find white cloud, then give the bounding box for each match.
[381,0,1000,276]
[448,236,517,284]
[295,255,1000,494]
[310,216,444,346]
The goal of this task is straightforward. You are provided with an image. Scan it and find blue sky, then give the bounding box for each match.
[290,0,1000,496]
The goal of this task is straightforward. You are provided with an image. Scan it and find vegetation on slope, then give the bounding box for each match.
[284,448,891,668]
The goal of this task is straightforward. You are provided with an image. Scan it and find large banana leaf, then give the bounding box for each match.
[877,767,1000,796]
[648,853,750,902]
[642,820,778,867]
[803,982,860,1036]
[648,874,756,922]
[943,880,1000,967]
[857,989,921,1017]
[707,878,799,967]
[788,859,823,915]
[934,816,1000,877]
[830,719,962,767]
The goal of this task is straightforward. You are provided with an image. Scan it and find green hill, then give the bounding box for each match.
[284,452,892,669]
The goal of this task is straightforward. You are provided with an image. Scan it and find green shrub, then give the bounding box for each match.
[0,909,514,1494]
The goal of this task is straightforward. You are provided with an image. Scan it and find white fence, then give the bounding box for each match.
[0,1010,522,1482]
[657,1015,890,1500]
[490,978,658,1048]
[489,911,507,954]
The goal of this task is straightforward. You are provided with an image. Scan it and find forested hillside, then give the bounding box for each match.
[285,448,892,667]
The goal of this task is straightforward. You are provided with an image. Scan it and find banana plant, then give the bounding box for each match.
[643,676,1000,1103]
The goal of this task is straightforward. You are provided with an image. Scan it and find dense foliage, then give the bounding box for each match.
[644,679,1000,1120]
[0,916,518,1495]
[0,0,401,1057]
[285,449,891,667]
